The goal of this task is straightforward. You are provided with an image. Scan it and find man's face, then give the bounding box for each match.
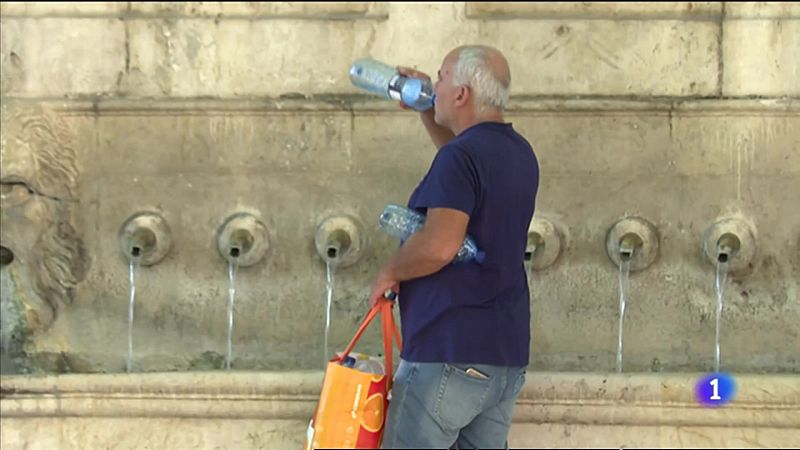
[433,51,461,128]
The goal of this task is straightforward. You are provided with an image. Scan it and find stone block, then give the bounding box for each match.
[125,19,367,97]
[480,19,720,96]
[725,2,800,19]
[0,2,126,17]
[508,111,673,175]
[467,2,722,20]
[723,19,800,96]
[0,18,125,97]
[671,110,800,176]
[128,2,379,19]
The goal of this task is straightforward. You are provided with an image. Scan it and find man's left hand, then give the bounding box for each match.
[369,268,399,309]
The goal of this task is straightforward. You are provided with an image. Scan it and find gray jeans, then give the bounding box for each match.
[381,360,527,449]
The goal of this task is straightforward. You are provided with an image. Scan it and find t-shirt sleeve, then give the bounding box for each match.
[410,144,479,216]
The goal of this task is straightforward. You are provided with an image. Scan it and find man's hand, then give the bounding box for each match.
[396,66,432,111]
[369,266,399,309]
[397,66,453,149]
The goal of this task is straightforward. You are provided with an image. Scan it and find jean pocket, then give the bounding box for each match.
[433,363,492,430]
[512,370,526,396]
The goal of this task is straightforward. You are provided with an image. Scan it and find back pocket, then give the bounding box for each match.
[433,364,492,430]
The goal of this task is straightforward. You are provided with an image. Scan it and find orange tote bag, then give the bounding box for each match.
[305,297,402,449]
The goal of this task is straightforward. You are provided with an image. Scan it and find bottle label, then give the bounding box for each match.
[387,75,403,102]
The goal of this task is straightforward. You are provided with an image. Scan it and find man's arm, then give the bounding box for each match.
[369,207,469,306]
[396,67,456,150]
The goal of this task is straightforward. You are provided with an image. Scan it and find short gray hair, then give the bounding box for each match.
[452,46,511,113]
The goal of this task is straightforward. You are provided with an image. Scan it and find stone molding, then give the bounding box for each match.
[2,371,798,428]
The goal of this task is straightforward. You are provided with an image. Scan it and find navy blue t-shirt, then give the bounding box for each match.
[398,121,539,367]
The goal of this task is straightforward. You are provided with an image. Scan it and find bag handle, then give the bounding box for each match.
[333,293,402,387]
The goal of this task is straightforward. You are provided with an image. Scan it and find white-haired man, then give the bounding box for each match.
[369,45,540,448]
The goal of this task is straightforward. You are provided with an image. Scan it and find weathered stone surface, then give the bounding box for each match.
[123,19,370,97]
[129,2,382,18]
[723,19,800,96]
[480,19,720,96]
[466,2,723,20]
[1,372,798,448]
[0,18,125,97]
[2,99,796,374]
[725,2,800,19]
[0,2,126,16]
[0,3,797,378]
[0,4,798,448]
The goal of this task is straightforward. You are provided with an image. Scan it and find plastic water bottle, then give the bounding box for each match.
[379,204,486,264]
[336,352,385,374]
[355,359,384,375]
[349,58,435,112]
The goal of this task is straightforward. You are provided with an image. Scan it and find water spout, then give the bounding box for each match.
[128,228,155,259]
[525,217,562,271]
[217,213,269,267]
[314,215,364,268]
[716,233,741,264]
[325,229,351,262]
[118,212,172,266]
[618,232,643,262]
[226,228,253,260]
[605,217,659,272]
[702,218,756,275]
[525,232,543,263]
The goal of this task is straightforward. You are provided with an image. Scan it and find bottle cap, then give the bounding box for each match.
[400,78,423,108]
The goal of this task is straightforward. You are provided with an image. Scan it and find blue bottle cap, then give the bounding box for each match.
[401,78,423,108]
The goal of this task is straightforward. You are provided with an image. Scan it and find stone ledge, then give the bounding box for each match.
[2,371,798,429]
[0,2,388,20]
[465,2,723,21]
[2,97,798,116]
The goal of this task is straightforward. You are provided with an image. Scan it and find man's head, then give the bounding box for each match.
[433,45,511,130]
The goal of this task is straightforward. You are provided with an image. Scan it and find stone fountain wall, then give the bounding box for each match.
[1,2,798,374]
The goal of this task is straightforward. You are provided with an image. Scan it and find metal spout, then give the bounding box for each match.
[716,233,741,264]
[525,232,544,262]
[619,233,643,262]
[325,229,352,260]
[227,228,254,259]
[129,228,156,258]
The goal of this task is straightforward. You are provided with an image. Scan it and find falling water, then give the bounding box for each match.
[127,259,137,373]
[714,260,729,373]
[226,260,238,370]
[324,261,334,367]
[616,259,631,373]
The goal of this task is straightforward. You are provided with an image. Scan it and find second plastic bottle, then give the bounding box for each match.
[379,204,485,264]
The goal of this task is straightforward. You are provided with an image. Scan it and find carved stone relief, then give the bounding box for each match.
[0,104,86,333]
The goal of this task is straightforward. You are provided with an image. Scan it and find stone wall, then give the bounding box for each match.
[1,2,798,374]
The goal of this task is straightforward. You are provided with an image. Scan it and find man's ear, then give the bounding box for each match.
[455,86,469,105]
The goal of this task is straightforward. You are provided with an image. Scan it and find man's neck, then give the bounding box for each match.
[452,110,505,136]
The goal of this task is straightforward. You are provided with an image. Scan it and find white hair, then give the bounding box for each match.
[451,46,511,113]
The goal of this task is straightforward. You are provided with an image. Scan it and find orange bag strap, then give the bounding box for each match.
[334,296,402,387]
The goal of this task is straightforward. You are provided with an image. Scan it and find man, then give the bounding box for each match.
[368,45,540,448]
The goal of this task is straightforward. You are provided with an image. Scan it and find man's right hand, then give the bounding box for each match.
[396,66,432,111]
[396,65,455,149]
